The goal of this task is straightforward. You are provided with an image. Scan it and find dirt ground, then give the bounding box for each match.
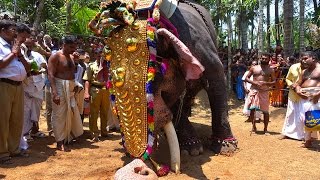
[1,91,320,180]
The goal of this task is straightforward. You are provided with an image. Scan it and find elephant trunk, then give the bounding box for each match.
[163,121,180,174]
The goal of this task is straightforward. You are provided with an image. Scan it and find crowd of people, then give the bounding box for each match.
[0,19,119,164]
[223,47,320,147]
[1,18,319,166]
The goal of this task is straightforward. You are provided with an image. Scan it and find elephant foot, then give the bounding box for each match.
[210,137,238,156]
[176,120,203,156]
[179,137,203,156]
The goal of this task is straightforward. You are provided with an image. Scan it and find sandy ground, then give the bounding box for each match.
[1,91,320,180]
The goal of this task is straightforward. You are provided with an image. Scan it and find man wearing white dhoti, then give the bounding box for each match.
[295,51,320,148]
[280,59,307,140]
[19,35,47,150]
[48,35,83,151]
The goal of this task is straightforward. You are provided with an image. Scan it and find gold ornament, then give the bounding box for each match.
[106,20,149,157]
[113,67,126,87]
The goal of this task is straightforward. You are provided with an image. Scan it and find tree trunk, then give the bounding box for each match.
[215,0,221,43]
[313,0,319,26]
[66,0,72,33]
[238,19,241,49]
[299,0,305,52]
[234,25,237,49]
[251,17,254,49]
[227,12,232,92]
[283,0,294,58]
[240,11,249,52]
[33,0,45,32]
[275,0,281,46]
[258,0,264,53]
[266,0,270,52]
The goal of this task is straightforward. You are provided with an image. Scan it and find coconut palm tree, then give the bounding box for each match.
[66,0,72,33]
[312,0,319,26]
[257,0,264,53]
[283,0,294,57]
[33,0,45,32]
[275,0,281,46]
[266,0,270,52]
[299,0,305,52]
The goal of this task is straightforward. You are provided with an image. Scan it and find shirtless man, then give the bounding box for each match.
[48,35,83,151]
[245,53,276,134]
[295,51,320,148]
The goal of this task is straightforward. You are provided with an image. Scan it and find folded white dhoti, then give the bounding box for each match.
[281,99,305,140]
[52,78,83,143]
[300,87,320,97]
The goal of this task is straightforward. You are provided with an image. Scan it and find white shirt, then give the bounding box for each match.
[75,64,86,86]
[23,51,46,100]
[0,37,27,81]
[242,71,253,90]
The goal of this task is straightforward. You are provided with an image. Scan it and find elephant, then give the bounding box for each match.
[161,0,238,156]
[88,0,237,175]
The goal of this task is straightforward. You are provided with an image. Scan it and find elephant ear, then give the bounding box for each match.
[179,55,205,80]
[156,28,204,80]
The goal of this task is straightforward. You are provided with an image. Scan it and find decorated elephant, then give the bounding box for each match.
[88,0,237,176]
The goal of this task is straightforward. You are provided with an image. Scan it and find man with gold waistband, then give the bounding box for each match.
[295,51,320,148]
[83,48,109,142]
[0,21,31,164]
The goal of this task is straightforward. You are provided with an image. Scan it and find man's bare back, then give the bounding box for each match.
[49,50,76,80]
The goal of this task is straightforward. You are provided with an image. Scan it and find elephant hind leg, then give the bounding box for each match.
[206,79,238,155]
[210,137,238,156]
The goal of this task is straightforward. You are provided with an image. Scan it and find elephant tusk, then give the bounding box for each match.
[163,121,180,174]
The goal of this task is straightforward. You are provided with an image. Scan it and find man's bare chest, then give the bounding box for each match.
[58,58,75,72]
[305,70,320,81]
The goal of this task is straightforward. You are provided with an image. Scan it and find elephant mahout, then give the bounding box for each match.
[88,0,237,176]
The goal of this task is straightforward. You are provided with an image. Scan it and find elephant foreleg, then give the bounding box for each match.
[173,79,204,156]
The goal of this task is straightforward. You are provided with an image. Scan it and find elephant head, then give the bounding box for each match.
[89,0,205,175]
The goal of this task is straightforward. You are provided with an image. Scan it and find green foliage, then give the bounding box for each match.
[70,5,98,36]
[42,19,65,38]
